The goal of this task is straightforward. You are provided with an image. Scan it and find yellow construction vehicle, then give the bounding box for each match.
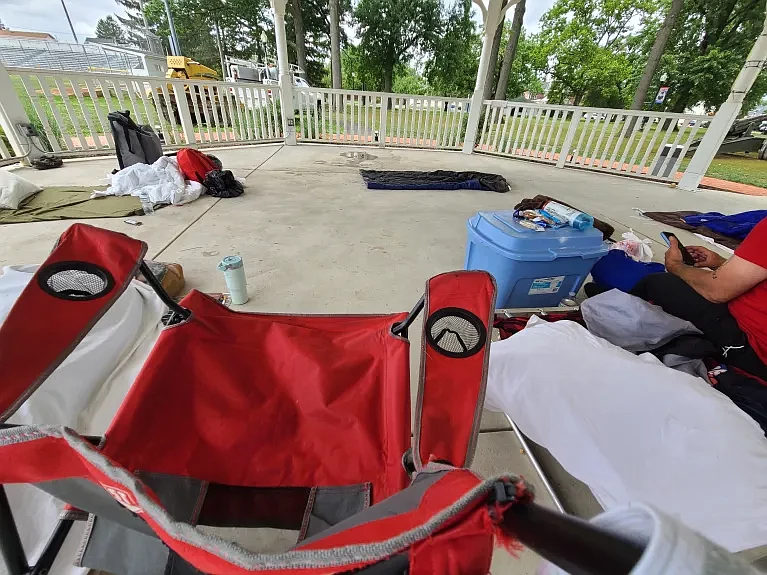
[165,55,220,82]
[150,56,222,125]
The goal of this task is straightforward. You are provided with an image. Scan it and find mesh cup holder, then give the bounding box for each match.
[37,261,115,301]
[425,307,487,359]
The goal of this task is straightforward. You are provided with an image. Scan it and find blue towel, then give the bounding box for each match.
[683,210,767,241]
[590,250,665,293]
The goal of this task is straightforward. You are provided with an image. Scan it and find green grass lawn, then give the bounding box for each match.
[679,153,767,188]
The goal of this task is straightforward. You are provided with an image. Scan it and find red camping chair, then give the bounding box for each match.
[0,224,641,575]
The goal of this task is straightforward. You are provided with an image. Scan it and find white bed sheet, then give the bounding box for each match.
[1,265,165,575]
[485,316,767,553]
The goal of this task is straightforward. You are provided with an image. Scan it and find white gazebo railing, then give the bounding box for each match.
[475,101,708,182]
[293,87,470,150]
[0,62,716,185]
[0,66,283,164]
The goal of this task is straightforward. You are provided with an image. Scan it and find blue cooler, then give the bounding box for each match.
[465,210,608,307]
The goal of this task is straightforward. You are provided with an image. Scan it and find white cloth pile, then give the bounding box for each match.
[486,316,767,553]
[1,265,166,575]
[93,156,203,206]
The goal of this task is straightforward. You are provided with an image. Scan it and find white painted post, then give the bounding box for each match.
[0,63,43,165]
[173,81,197,148]
[555,109,583,168]
[678,10,767,191]
[271,0,297,145]
[378,94,389,148]
[462,0,518,154]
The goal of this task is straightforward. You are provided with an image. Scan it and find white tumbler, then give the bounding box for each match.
[217,255,249,305]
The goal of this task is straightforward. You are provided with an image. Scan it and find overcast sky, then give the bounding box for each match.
[1,0,554,45]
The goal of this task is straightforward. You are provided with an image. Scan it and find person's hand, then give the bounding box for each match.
[664,237,684,273]
[686,245,727,269]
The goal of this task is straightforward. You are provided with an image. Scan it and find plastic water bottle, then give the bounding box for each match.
[543,201,593,231]
[217,255,249,305]
[139,192,154,216]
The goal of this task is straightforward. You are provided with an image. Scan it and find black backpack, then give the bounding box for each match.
[108,110,163,170]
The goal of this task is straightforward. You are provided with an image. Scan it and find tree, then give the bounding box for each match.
[392,66,429,94]
[115,0,153,49]
[537,0,656,106]
[284,0,339,85]
[291,0,308,75]
[140,0,272,75]
[0,19,7,31]
[482,0,507,101]
[329,0,342,88]
[657,0,767,113]
[498,30,545,98]
[426,0,481,97]
[354,0,441,94]
[96,15,127,44]
[629,0,684,111]
[342,44,380,90]
[495,0,525,99]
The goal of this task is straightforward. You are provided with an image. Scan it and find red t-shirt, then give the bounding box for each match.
[729,218,767,363]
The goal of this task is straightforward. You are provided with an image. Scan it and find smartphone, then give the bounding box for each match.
[660,231,696,266]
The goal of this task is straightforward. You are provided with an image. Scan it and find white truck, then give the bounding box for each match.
[226,57,320,111]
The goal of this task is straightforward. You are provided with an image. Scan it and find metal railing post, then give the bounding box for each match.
[555,109,582,168]
[173,81,197,148]
[378,94,389,148]
[0,62,43,165]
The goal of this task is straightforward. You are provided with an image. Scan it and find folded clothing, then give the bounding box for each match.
[581,289,701,352]
[360,169,510,192]
[643,210,741,250]
[683,210,767,241]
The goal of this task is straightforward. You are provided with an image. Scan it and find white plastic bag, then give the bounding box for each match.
[610,229,653,262]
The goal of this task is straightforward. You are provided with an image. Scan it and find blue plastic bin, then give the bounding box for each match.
[465,211,609,308]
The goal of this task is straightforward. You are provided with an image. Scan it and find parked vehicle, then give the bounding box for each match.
[227,58,320,112]
[150,56,222,124]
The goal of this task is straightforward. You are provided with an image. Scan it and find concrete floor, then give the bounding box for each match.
[4,144,767,573]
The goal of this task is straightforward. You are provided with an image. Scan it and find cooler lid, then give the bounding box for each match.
[468,210,608,261]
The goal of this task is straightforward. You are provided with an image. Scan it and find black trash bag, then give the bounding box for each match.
[203,169,244,198]
[206,154,223,171]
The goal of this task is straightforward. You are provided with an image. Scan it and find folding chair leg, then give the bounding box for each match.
[29,519,74,575]
[0,485,28,575]
[138,262,190,325]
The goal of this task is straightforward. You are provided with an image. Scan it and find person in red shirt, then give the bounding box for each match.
[631,218,767,381]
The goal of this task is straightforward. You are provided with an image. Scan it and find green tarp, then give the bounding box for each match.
[0,187,149,225]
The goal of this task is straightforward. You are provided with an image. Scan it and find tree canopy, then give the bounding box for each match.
[536,0,658,106]
[96,15,127,44]
[100,0,765,113]
[354,0,441,93]
[657,0,767,113]
[425,0,481,98]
